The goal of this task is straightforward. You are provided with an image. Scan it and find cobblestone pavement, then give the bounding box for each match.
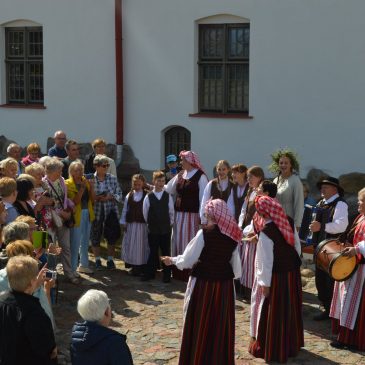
[54,257,365,365]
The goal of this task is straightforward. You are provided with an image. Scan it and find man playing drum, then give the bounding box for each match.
[309,177,348,321]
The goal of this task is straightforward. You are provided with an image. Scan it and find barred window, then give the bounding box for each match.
[198,24,249,114]
[165,127,191,158]
[5,27,43,105]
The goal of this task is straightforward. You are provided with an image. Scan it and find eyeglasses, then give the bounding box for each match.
[100,164,110,168]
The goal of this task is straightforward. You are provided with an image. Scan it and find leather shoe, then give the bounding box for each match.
[313,311,330,321]
[330,340,345,349]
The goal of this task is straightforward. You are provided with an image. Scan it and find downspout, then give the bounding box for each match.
[115,0,123,166]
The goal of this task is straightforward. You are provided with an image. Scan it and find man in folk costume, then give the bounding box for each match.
[309,177,348,321]
[249,196,303,363]
[162,199,242,365]
[165,150,208,281]
[330,187,365,350]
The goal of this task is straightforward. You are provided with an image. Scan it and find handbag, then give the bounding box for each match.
[63,210,75,228]
[104,210,121,243]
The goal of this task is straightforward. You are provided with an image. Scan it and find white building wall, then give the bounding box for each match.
[0,0,116,152]
[123,0,365,178]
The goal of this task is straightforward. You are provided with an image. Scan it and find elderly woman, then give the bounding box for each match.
[330,187,365,350]
[84,138,117,176]
[162,199,241,365]
[71,289,133,364]
[165,150,208,281]
[91,154,122,270]
[249,196,303,363]
[66,161,95,274]
[270,148,304,230]
[0,157,19,179]
[43,158,78,284]
[22,142,41,166]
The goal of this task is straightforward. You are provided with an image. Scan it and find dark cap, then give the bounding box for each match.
[316,176,344,196]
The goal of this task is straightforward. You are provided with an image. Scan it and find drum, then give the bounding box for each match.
[314,239,358,281]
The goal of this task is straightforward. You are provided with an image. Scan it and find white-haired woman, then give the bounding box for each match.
[71,289,133,365]
[66,161,95,274]
[91,155,122,270]
[43,158,78,284]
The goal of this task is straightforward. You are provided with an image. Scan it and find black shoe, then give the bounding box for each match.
[313,311,330,321]
[330,340,345,349]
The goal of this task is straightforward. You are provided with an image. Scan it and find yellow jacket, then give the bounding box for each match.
[65,176,95,226]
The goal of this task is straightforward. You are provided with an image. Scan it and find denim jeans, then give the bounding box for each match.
[70,209,91,271]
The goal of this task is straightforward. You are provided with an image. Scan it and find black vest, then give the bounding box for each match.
[317,196,348,240]
[232,183,249,222]
[175,170,203,213]
[191,226,237,280]
[147,191,171,234]
[210,179,232,202]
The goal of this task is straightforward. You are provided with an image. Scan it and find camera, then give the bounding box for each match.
[45,270,57,280]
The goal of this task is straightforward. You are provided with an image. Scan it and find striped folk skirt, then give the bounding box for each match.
[239,240,256,289]
[172,212,200,282]
[249,269,304,363]
[332,281,365,351]
[121,223,149,265]
[179,278,235,365]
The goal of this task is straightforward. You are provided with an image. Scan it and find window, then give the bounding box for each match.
[198,23,249,114]
[5,27,43,105]
[164,127,191,158]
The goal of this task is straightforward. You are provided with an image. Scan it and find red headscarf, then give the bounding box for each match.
[179,150,205,173]
[254,195,295,246]
[205,198,242,243]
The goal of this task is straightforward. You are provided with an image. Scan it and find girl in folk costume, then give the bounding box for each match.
[162,199,241,365]
[200,160,233,224]
[120,174,149,275]
[227,163,249,222]
[330,187,365,350]
[249,196,303,363]
[165,150,208,281]
[238,166,264,296]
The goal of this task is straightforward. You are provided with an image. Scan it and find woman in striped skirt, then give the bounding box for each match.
[330,187,365,350]
[120,174,149,275]
[249,195,303,363]
[238,166,264,298]
[162,199,241,365]
[165,151,208,281]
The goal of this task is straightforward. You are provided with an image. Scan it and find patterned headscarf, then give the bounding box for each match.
[254,195,295,246]
[205,198,242,243]
[179,150,204,172]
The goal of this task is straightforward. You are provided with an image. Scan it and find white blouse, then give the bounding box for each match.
[255,220,301,287]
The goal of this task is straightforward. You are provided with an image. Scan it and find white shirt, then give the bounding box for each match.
[165,168,209,204]
[120,190,144,224]
[142,189,175,225]
[171,229,241,279]
[322,194,349,234]
[238,190,257,228]
[255,220,301,287]
[200,178,231,224]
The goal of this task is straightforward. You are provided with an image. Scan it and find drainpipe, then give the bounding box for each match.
[115,0,123,167]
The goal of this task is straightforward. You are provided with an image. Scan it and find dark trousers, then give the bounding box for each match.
[315,267,334,313]
[145,233,171,279]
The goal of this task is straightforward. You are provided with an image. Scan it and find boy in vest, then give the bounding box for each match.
[142,171,174,282]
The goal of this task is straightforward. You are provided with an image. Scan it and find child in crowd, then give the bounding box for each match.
[141,171,174,282]
[200,160,233,225]
[0,177,18,225]
[22,143,41,167]
[120,174,149,275]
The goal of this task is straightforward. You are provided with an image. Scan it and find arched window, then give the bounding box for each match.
[164,126,191,158]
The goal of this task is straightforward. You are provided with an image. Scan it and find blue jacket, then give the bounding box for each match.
[70,321,133,365]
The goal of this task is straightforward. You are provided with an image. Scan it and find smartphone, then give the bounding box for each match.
[84,173,94,180]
